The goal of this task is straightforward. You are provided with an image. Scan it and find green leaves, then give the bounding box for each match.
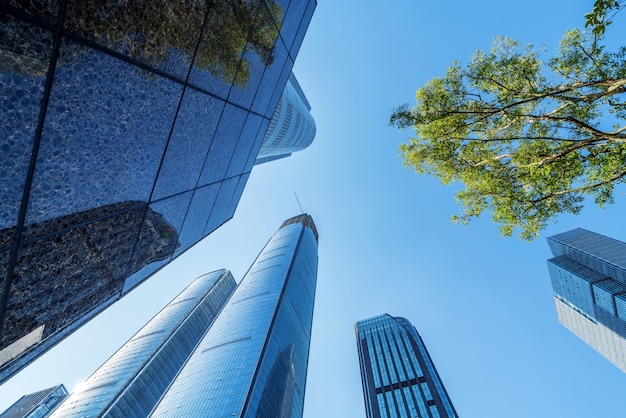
[585,0,622,36]
[391,29,626,240]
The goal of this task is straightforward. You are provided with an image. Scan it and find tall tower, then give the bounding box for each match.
[0,0,317,384]
[355,314,458,418]
[49,270,236,418]
[0,384,68,418]
[255,73,317,165]
[547,228,626,372]
[150,214,318,417]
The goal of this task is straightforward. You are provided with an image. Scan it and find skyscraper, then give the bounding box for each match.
[49,270,236,418]
[0,0,316,384]
[355,314,458,418]
[0,384,68,418]
[50,214,318,418]
[547,228,626,372]
[255,73,317,165]
[150,213,318,417]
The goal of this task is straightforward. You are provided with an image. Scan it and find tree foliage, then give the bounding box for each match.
[585,0,624,36]
[391,29,626,240]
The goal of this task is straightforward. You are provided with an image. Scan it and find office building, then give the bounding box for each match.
[49,270,236,417]
[150,214,318,417]
[355,314,458,418]
[547,228,626,372]
[255,73,316,165]
[0,0,316,384]
[0,384,68,418]
[51,214,318,417]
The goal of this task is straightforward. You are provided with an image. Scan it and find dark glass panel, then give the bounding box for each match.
[174,183,220,257]
[122,194,189,294]
[225,113,263,178]
[64,0,209,79]
[251,37,289,116]
[3,0,61,25]
[0,205,150,352]
[280,0,308,52]
[0,17,52,242]
[188,0,283,100]
[288,0,316,60]
[152,89,225,200]
[264,54,292,118]
[225,173,250,219]
[198,103,247,186]
[203,175,238,236]
[26,39,181,228]
[226,1,283,108]
[244,118,270,172]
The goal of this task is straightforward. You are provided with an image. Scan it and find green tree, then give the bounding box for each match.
[390,29,626,240]
[585,0,624,36]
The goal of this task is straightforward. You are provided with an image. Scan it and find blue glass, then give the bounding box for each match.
[289,1,317,60]
[64,0,209,79]
[204,176,240,236]
[356,315,458,418]
[0,18,52,235]
[4,0,61,24]
[175,183,221,257]
[150,215,318,418]
[252,38,290,116]
[279,0,309,52]
[50,270,236,418]
[152,89,225,200]
[27,39,182,227]
[245,119,271,173]
[547,228,626,373]
[225,114,264,178]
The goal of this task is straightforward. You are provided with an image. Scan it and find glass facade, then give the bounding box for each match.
[355,314,458,418]
[0,384,68,418]
[49,270,236,418]
[255,73,316,165]
[547,228,626,372]
[0,0,316,384]
[150,214,318,418]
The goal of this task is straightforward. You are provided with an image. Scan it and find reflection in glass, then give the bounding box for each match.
[0,201,180,369]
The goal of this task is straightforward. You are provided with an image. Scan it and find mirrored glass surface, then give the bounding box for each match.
[0,17,52,237]
[26,39,182,226]
[175,183,221,257]
[64,0,209,79]
[198,104,247,187]
[152,89,225,200]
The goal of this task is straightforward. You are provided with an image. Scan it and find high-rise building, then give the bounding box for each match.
[255,73,316,165]
[150,213,318,417]
[547,228,626,372]
[0,0,316,384]
[50,214,318,418]
[0,384,68,418]
[49,270,236,418]
[355,314,458,418]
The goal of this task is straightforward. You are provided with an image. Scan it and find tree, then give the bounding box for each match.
[390,29,626,240]
[585,0,624,36]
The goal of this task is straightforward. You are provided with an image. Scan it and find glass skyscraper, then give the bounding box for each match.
[49,270,236,418]
[255,73,316,165]
[547,228,626,372]
[0,384,68,418]
[150,214,318,417]
[0,0,316,384]
[49,214,318,417]
[355,314,458,418]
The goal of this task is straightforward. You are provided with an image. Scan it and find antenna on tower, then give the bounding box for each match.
[293,192,304,214]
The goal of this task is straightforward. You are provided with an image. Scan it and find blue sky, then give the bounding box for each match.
[2,1,626,416]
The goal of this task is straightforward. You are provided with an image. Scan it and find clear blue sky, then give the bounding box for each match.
[2,1,626,416]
